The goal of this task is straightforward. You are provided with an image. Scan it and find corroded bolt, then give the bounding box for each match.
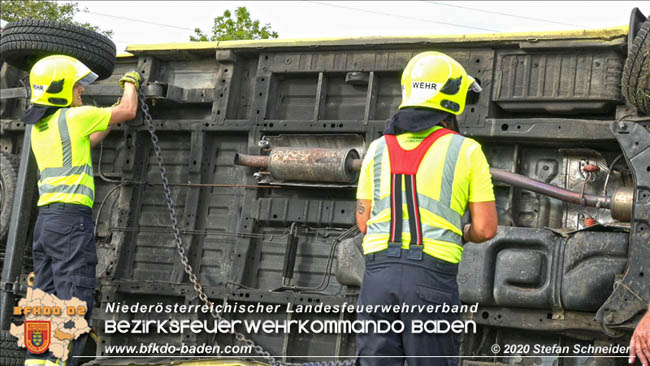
[258,140,270,148]
[583,164,600,173]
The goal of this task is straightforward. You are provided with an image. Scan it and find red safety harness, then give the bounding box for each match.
[384,128,458,248]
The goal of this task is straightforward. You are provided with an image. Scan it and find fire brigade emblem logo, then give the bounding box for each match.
[25,321,51,354]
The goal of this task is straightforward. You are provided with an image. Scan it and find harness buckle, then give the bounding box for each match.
[406,245,424,261]
[387,242,402,257]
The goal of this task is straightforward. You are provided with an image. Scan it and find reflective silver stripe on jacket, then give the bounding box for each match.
[372,194,462,229]
[39,183,95,201]
[58,107,73,167]
[37,108,94,201]
[440,134,464,207]
[40,164,93,179]
[367,218,462,244]
[372,139,385,217]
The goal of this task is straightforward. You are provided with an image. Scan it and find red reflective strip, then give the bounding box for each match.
[385,128,458,246]
[385,128,457,175]
[411,175,422,245]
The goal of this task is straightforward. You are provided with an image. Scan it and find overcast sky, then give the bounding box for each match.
[5,1,650,52]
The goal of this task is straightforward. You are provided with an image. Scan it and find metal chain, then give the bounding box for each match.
[137,91,354,366]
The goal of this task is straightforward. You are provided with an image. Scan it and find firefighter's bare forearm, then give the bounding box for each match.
[464,201,498,243]
[463,223,491,243]
[356,199,371,234]
[90,125,112,148]
[109,83,138,126]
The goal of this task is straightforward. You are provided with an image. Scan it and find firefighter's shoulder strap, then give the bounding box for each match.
[384,128,458,259]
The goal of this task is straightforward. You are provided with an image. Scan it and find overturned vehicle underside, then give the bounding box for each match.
[1,9,650,366]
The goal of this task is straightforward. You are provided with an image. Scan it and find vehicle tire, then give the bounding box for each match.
[0,329,25,366]
[622,18,650,115]
[0,19,116,80]
[1,152,19,243]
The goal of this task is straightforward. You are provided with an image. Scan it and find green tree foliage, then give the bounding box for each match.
[190,7,278,41]
[1,0,113,38]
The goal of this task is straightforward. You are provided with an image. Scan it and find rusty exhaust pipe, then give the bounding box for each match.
[347,158,363,172]
[234,153,269,169]
[234,152,611,208]
[235,148,360,183]
[488,168,611,208]
[489,168,632,221]
[234,150,631,221]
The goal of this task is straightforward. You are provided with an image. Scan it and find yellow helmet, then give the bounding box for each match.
[29,55,98,107]
[399,51,482,115]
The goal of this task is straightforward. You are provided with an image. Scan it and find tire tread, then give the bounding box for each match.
[622,18,650,114]
[0,152,19,242]
[0,19,116,79]
[0,330,25,366]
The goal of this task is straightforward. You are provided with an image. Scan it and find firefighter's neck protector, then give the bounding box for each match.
[384,108,450,135]
[21,106,59,125]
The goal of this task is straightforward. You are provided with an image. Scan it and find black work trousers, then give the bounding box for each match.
[356,249,461,366]
[28,203,97,366]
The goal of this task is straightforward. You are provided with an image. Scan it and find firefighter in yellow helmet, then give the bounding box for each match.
[355,52,497,365]
[22,55,142,366]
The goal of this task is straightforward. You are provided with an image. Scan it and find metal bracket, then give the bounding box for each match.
[20,81,215,104]
[0,87,28,100]
[596,121,650,327]
[1,281,18,294]
[0,84,205,101]
[281,223,299,287]
[345,72,369,86]
[142,82,215,104]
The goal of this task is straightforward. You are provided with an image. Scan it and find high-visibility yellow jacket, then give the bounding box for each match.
[31,107,111,208]
[356,126,495,263]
